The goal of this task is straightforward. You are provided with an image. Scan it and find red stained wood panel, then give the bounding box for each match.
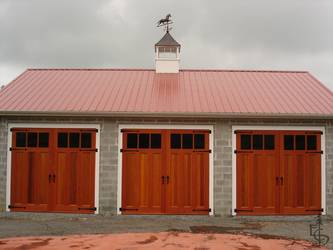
[10,128,96,214]
[236,130,322,215]
[122,129,210,215]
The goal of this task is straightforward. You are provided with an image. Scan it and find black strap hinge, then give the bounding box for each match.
[234,209,253,212]
[119,207,139,211]
[192,208,211,212]
[305,208,323,212]
[78,207,96,211]
[8,205,26,209]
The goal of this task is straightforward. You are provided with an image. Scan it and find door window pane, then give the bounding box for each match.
[58,133,68,148]
[127,133,137,148]
[171,134,181,149]
[182,134,193,149]
[16,132,26,147]
[264,135,275,150]
[307,135,317,150]
[284,135,294,150]
[240,135,251,150]
[81,133,92,148]
[151,134,161,148]
[27,132,38,147]
[295,135,305,150]
[39,133,49,147]
[253,135,263,150]
[194,134,205,149]
[139,133,149,148]
[69,133,80,148]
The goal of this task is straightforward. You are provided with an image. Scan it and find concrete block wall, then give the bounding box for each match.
[0,116,332,216]
[326,120,333,215]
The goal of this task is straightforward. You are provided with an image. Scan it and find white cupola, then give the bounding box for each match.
[155,31,181,73]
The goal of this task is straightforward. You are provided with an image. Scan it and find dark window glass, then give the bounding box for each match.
[284,135,294,150]
[296,135,305,150]
[182,134,193,149]
[240,135,251,150]
[139,133,149,148]
[39,133,49,147]
[58,133,68,148]
[264,135,275,150]
[253,135,263,150]
[127,133,137,148]
[16,132,26,147]
[194,134,205,149]
[151,134,161,148]
[69,133,80,148]
[171,134,181,149]
[307,135,317,150]
[81,133,92,148]
[27,132,37,147]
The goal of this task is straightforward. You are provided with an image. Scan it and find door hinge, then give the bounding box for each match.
[8,205,26,209]
[234,209,253,212]
[119,207,139,212]
[305,151,323,154]
[305,208,323,212]
[78,207,97,211]
[9,147,26,151]
[193,208,211,212]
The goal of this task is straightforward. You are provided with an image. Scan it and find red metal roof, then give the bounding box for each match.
[0,69,332,117]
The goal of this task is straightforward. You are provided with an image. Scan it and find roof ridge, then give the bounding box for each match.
[26,68,308,73]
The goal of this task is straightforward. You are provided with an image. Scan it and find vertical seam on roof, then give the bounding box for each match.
[279,73,312,113]
[0,70,32,108]
[198,71,213,112]
[11,70,47,111]
[204,72,219,112]
[223,72,244,112]
[211,72,230,112]
[298,73,333,113]
[121,70,138,111]
[94,71,114,111]
[101,71,121,111]
[267,72,300,114]
[30,70,64,111]
[250,72,285,113]
[108,71,129,111]
[89,71,109,111]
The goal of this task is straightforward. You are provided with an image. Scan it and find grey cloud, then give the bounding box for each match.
[0,0,332,90]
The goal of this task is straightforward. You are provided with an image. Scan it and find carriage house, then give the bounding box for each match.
[0,31,333,216]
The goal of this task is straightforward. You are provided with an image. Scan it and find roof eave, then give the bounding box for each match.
[0,111,332,120]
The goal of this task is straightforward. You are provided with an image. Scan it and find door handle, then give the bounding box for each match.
[166,176,169,184]
[275,177,280,185]
[280,177,284,185]
[48,174,52,183]
[52,174,56,183]
[161,176,165,184]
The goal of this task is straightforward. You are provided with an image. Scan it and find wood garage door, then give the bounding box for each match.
[121,129,210,214]
[236,130,322,215]
[10,128,97,214]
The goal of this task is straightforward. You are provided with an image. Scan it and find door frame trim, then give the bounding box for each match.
[118,124,214,215]
[231,125,326,216]
[6,123,101,214]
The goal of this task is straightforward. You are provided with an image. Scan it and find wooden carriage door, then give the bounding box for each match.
[10,129,52,212]
[52,129,96,213]
[236,131,279,215]
[165,130,210,214]
[280,132,322,214]
[121,130,164,214]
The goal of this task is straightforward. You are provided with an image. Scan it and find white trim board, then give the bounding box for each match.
[231,125,326,216]
[117,124,214,216]
[6,123,101,214]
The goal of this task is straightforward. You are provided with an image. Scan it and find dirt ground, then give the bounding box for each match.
[0,213,331,249]
[0,232,327,250]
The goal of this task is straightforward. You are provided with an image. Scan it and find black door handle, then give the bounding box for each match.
[276,177,280,185]
[52,174,56,183]
[280,177,284,185]
[48,174,52,183]
[161,176,165,184]
[166,176,169,184]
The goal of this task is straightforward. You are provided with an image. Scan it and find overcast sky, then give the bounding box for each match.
[0,0,332,90]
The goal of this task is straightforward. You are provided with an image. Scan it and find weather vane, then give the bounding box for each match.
[157,14,173,32]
